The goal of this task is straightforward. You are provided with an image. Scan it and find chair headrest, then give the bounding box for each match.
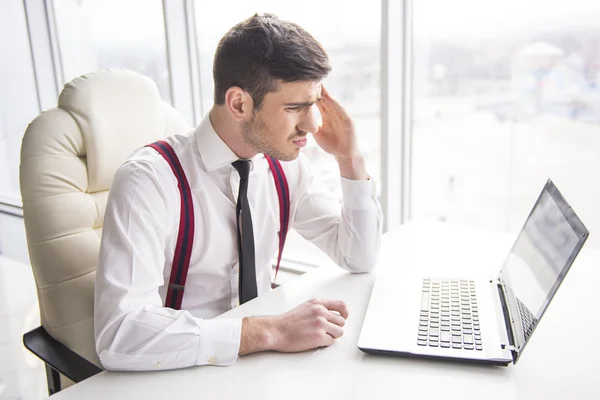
[58,69,167,193]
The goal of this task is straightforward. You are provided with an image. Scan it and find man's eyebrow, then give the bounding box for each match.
[284,98,322,107]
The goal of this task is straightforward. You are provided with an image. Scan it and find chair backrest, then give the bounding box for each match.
[19,69,190,370]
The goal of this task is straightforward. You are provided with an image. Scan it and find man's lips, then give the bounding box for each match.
[293,137,308,147]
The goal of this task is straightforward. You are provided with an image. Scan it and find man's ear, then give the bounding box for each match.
[224,87,254,121]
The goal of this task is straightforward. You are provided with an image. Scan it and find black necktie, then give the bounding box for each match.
[232,160,257,304]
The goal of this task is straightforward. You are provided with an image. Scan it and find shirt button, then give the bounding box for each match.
[208,357,217,365]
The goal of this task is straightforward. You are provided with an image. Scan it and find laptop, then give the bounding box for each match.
[357,179,589,366]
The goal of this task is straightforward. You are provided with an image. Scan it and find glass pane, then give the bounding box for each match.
[53,0,171,103]
[0,1,40,205]
[194,1,381,264]
[412,0,600,249]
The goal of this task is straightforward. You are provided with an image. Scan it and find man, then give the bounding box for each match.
[94,13,382,371]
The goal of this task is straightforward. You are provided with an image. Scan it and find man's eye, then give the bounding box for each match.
[286,107,301,112]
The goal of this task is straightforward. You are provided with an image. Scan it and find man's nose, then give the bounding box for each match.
[298,105,321,134]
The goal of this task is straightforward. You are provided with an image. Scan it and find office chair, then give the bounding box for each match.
[19,69,190,395]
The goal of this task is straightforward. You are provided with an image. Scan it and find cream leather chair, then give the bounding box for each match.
[20,69,190,395]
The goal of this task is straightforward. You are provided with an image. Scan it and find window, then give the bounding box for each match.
[52,0,172,103]
[0,1,40,206]
[411,0,600,249]
[194,1,382,265]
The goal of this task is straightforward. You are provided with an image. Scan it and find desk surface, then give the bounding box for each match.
[48,221,600,399]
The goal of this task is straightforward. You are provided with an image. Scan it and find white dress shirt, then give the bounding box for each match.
[94,115,383,371]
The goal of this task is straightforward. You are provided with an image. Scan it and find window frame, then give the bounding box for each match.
[381,0,412,231]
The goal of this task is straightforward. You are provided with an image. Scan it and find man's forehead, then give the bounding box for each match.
[276,80,322,101]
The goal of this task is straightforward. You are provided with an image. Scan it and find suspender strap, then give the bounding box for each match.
[265,155,290,289]
[147,141,195,310]
[146,142,289,308]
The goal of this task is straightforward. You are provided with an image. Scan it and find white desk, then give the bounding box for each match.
[48,221,600,399]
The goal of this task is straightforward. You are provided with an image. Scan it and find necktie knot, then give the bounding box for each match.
[232,160,251,179]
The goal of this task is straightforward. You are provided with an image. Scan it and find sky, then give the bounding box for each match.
[52,0,600,51]
[54,0,382,47]
[414,0,600,39]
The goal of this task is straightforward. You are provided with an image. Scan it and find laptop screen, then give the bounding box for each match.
[498,180,588,357]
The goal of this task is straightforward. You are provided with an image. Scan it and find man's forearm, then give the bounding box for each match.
[336,154,369,181]
[335,153,382,272]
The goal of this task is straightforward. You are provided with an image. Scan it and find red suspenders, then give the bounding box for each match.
[146,141,195,310]
[265,155,290,289]
[147,140,290,310]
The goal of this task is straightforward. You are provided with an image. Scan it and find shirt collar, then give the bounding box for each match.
[194,114,241,172]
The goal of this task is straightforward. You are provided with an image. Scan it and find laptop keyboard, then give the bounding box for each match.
[417,278,483,350]
[516,297,538,342]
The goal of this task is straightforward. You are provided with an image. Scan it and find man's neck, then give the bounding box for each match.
[208,107,257,159]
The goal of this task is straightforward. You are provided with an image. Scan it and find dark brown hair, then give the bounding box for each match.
[213,13,331,109]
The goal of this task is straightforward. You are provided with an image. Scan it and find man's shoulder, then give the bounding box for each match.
[117,130,196,177]
[278,152,318,180]
[270,152,321,200]
[276,152,309,172]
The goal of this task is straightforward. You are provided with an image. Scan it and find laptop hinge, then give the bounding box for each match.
[496,279,518,363]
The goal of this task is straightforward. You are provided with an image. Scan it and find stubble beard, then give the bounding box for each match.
[242,114,299,162]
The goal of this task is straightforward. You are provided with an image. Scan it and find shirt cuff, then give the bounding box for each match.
[196,317,243,366]
[340,176,378,210]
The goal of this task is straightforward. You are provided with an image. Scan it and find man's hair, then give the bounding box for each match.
[213,13,331,109]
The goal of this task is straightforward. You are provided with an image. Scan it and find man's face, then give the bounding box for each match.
[242,81,322,161]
